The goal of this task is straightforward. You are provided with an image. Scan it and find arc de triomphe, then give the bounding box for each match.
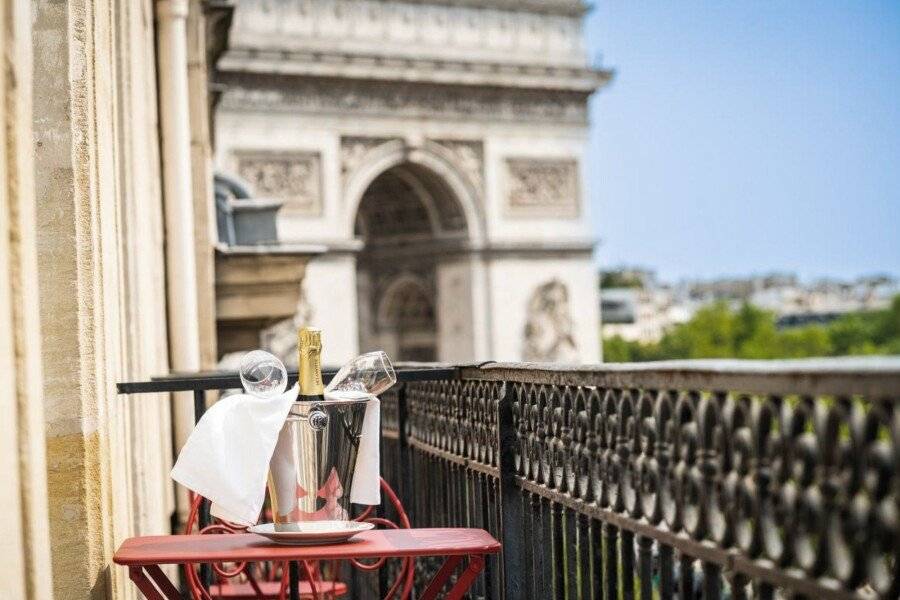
[214,0,610,364]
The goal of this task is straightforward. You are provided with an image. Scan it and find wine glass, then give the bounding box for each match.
[239,350,288,398]
[325,351,396,397]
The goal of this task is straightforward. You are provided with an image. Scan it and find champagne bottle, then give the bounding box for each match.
[297,327,325,402]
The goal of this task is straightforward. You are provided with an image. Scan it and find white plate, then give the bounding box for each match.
[248,521,375,546]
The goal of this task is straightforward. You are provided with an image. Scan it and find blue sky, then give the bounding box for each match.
[584,1,900,282]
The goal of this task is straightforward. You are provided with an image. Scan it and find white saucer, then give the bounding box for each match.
[248,521,375,546]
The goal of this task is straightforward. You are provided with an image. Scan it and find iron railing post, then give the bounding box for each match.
[289,561,299,600]
[497,382,524,598]
[378,406,389,599]
[192,389,214,592]
[396,384,413,518]
[192,388,207,424]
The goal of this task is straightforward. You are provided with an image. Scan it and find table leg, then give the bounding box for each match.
[419,555,464,600]
[419,554,487,600]
[145,565,182,600]
[444,555,485,600]
[128,566,165,600]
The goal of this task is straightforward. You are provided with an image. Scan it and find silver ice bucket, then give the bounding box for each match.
[267,396,368,529]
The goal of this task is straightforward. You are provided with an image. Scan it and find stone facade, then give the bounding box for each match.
[3,0,225,597]
[28,1,191,595]
[215,0,608,364]
[1,2,54,597]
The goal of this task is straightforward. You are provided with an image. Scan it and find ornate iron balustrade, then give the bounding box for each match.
[381,359,900,600]
[120,358,900,599]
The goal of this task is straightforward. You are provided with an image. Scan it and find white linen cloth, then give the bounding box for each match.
[171,384,381,526]
[171,384,298,525]
[349,395,380,505]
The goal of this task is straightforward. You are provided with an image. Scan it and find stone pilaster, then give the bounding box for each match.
[0,0,54,597]
[188,0,219,368]
[32,0,174,597]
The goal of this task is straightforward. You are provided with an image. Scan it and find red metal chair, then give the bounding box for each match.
[182,478,413,600]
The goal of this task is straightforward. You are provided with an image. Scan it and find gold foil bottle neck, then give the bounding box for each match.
[297,327,324,396]
[299,327,322,353]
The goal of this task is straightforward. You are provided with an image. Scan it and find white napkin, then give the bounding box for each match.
[349,395,380,505]
[171,384,298,526]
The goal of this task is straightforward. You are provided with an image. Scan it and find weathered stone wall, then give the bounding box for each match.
[32,0,174,597]
[0,1,55,597]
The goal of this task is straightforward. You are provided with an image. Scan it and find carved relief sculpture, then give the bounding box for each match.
[522,279,579,362]
[432,139,484,192]
[235,151,322,216]
[506,158,579,217]
[340,136,399,180]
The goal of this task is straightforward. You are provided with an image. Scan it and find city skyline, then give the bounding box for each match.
[600,264,897,287]
[585,1,900,281]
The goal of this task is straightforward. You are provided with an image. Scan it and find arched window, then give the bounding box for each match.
[354,161,470,362]
[377,277,437,362]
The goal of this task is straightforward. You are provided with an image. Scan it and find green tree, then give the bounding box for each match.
[656,302,736,359]
[774,325,833,358]
[600,271,645,289]
[874,295,900,345]
[828,312,880,355]
[603,335,638,362]
[733,303,779,358]
[602,294,900,362]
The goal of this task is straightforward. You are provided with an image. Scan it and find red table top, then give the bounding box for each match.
[114,528,500,566]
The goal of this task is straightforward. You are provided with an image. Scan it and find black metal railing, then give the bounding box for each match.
[120,358,900,600]
[380,359,900,600]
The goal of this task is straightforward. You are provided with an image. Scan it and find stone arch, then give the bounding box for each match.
[354,163,468,242]
[375,274,437,362]
[351,141,484,363]
[343,140,484,244]
[377,274,435,330]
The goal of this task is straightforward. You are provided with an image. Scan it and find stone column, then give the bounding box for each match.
[156,0,203,469]
[436,259,479,362]
[0,1,54,597]
[32,0,176,596]
[470,253,496,361]
[33,0,116,594]
[187,0,219,369]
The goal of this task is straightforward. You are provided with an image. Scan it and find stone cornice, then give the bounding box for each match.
[218,74,592,125]
[393,0,590,17]
[357,238,596,263]
[218,49,613,93]
[214,242,328,256]
[288,237,596,259]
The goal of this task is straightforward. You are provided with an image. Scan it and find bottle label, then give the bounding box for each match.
[298,327,324,396]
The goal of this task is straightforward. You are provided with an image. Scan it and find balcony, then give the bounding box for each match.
[121,357,900,599]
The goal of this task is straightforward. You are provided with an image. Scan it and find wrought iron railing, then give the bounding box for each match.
[121,358,900,599]
[381,359,900,600]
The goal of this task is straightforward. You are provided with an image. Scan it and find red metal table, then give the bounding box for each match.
[114,527,501,600]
